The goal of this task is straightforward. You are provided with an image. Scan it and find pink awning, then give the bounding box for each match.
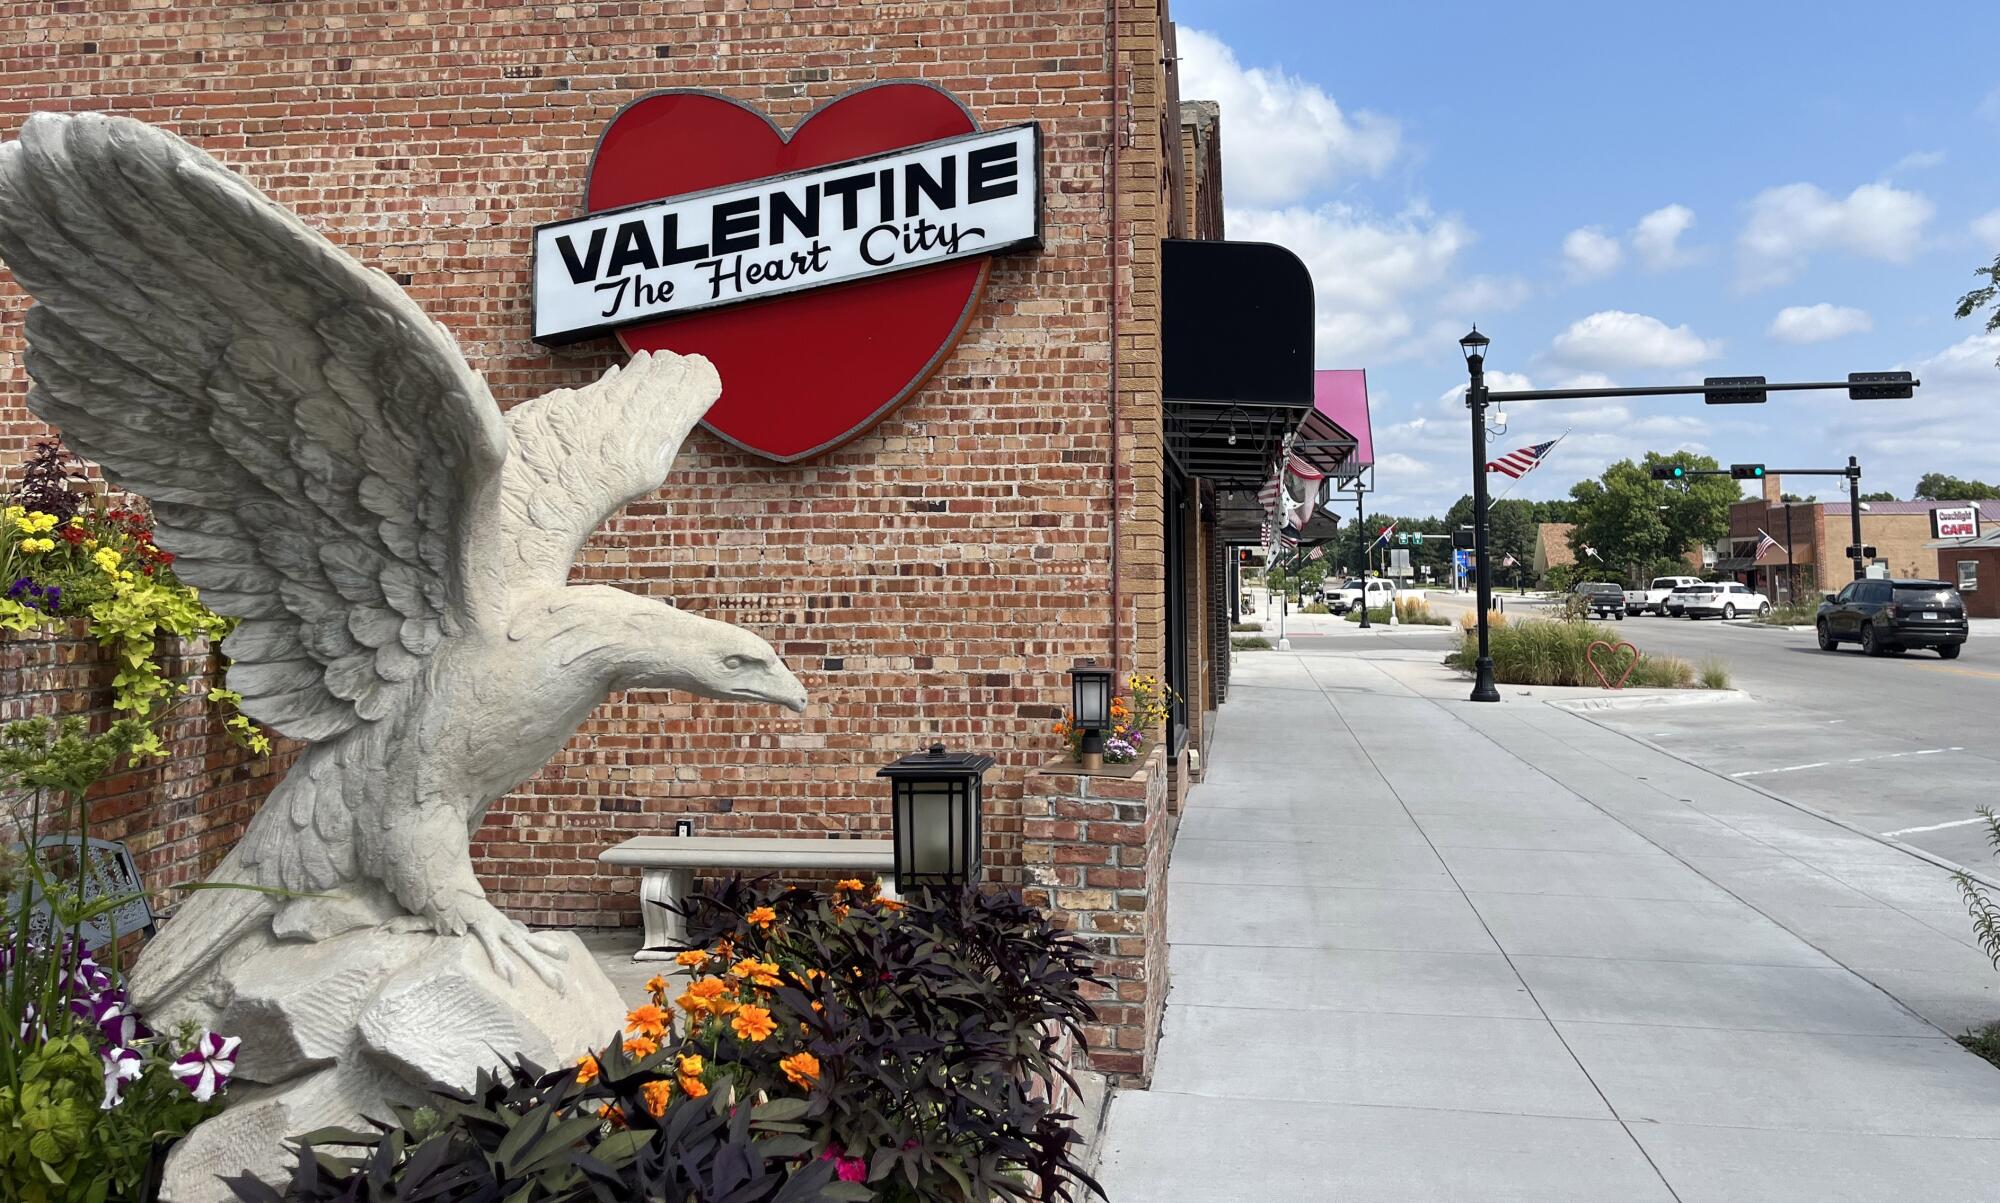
[1292,370,1372,481]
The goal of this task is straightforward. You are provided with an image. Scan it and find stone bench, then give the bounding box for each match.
[597,836,895,961]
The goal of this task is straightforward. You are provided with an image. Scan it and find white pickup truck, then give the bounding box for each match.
[1323,578,1400,614]
[1625,575,1704,616]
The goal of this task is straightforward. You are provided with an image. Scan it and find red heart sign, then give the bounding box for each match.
[585,83,991,462]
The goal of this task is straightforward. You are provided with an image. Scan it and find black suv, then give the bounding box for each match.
[1816,578,1968,659]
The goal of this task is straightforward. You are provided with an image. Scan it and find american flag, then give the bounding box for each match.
[1754,529,1785,561]
[1306,544,1326,562]
[1485,439,1559,479]
[1371,520,1398,548]
[1502,553,1517,568]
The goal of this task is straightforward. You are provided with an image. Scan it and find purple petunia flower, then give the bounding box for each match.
[171,1030,239,1102]
[90,995,150,1047]
[6,576,33,600]
[101,1045,144,1109]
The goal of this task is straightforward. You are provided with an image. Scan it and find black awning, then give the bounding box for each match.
[1163,238,1316,488]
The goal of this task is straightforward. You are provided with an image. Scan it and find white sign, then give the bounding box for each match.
[1934,505,1980,540]
[533,124,1041,345]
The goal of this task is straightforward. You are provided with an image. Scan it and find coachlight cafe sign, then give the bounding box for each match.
[533,85,1042,461]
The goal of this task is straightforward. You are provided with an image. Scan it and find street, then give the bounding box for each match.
[1432,593,2000,869]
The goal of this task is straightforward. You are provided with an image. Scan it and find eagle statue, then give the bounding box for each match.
[0,113,808,1017]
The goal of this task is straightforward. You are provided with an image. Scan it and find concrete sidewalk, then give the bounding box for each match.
[1096,649,2000,1202]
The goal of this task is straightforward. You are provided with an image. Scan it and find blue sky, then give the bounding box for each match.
[1172,1,2000,516]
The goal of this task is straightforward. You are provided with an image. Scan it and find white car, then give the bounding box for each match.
[1627,575,1705,616]
[1680,581,1770,620]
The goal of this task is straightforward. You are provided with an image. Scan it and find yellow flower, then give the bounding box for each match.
[779,1052,821,1088]
[625,1003,670,1038]
[93,547,121,573]
[575,1054,600,1085]
[1,505,20,522]
[19,537,54,554]
[623,1034,659,1057]
[731,1005,777,1043]
[746,905,778,930]
[674,949,707,967]
[730,958,782,988]
[640,1079,673,1117]
[677,1053,704,1077]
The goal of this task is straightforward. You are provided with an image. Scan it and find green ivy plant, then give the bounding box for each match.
[5,440,268,759]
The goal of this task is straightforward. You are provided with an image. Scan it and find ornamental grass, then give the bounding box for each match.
[1446,620,1700,689]
[247,877,1106,1203]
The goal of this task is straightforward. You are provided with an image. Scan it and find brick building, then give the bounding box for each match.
[0,2,1335,1082]
[1725,474,2000,603]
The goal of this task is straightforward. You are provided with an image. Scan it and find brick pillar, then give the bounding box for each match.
[1020,745,1170,1084]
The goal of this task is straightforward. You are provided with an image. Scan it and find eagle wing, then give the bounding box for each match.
[490,349,720,587]
[0,112,507,743]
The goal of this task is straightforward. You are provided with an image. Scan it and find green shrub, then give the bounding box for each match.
[1756,601,1817,626]
[1301,603,1331,614]
[1231,635,1272,650]
[1394,597,1449,625]
[1445,622,1699,689]
[1229,621,1262,632]
[249,879,1105,1203]
[1341,606,1393,624]
[1697,657,1732,690]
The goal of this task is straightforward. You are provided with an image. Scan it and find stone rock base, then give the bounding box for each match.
[160,928,625,1202]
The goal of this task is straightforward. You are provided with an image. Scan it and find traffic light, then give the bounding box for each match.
[1848,371,1914,400]
[1650,465,1687,481]
[1704,376,1768,405]
[1845,544,1878,560]
[1729,464,1766,480]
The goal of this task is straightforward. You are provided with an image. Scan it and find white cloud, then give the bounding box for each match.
[1738,182,1934,288]
[1228,202,1471,364]
[1548,311,1719,372]
[1891,149,1946,173]
[1980,87,2000,122]
[1975,208,2000,249]
[1561,227,1622,281]
[1822,331,2000,480]
[1768,303,1873,344]
[1439,274,1533,316]
[1631,204,1696,270]
[1177,28,1400,207]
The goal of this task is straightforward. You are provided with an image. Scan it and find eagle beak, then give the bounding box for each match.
[769,665,808,714]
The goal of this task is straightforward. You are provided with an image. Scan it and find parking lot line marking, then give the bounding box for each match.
[1884,816,1991,838]
[1731,747,1965,778]
[1911,664,2000,682]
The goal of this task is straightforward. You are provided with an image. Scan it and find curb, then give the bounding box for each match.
[1549,689,1751,713]
[1565,708,2000,894]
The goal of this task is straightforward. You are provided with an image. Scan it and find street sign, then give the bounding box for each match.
[1729,464,1766,480]
[1703,376,1768,405]
[1390,548,1412,577]
[1848,371,1914,400]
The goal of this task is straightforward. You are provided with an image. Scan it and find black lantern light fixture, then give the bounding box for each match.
[1068,658,1114,771]
[876,743,995,890]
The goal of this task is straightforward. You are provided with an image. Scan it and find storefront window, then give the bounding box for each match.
[1959,560,1979,592]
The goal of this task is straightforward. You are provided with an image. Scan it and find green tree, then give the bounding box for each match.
[1913,473,2000,501]
[1956,250,2000,366]
[1859,491,1898,502]
[1565,451,1737,585]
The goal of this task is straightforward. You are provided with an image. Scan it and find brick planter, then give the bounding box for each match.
[1021,746,1170,1085]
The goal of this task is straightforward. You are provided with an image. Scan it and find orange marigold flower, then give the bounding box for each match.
[623,1035,660,1058]
[640,1079,672,1118]
[675,949,708,967]
[779,1052,821,1088]
[676,1053,708,1099]
[731,1005,778,1043]
[832,903,850,920]
[877,897,904,912]
[645,974,669,997]
[625,1004,670,1038]
[835,878,865,893]
[596,1103,626,1128]
[680,1072,709,1099]
[678,1053,704,1077]
[730,958,782,988]
[575,1054,600,1085]
[746,905,778,929]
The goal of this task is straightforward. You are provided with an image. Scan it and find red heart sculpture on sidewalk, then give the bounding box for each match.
[585,83,990,462]
[1585,640,1642,690]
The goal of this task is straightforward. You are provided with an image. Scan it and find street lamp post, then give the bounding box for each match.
[1354,486,1371,629]
[1846,455,1865,581]
[1461,328,1500,702]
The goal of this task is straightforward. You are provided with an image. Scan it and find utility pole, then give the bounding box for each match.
[1847,455,1865,581]
[1354,487,1371,629]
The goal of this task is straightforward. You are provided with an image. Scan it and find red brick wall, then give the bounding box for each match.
[0,624,297,902]
[0,1,1173,925]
